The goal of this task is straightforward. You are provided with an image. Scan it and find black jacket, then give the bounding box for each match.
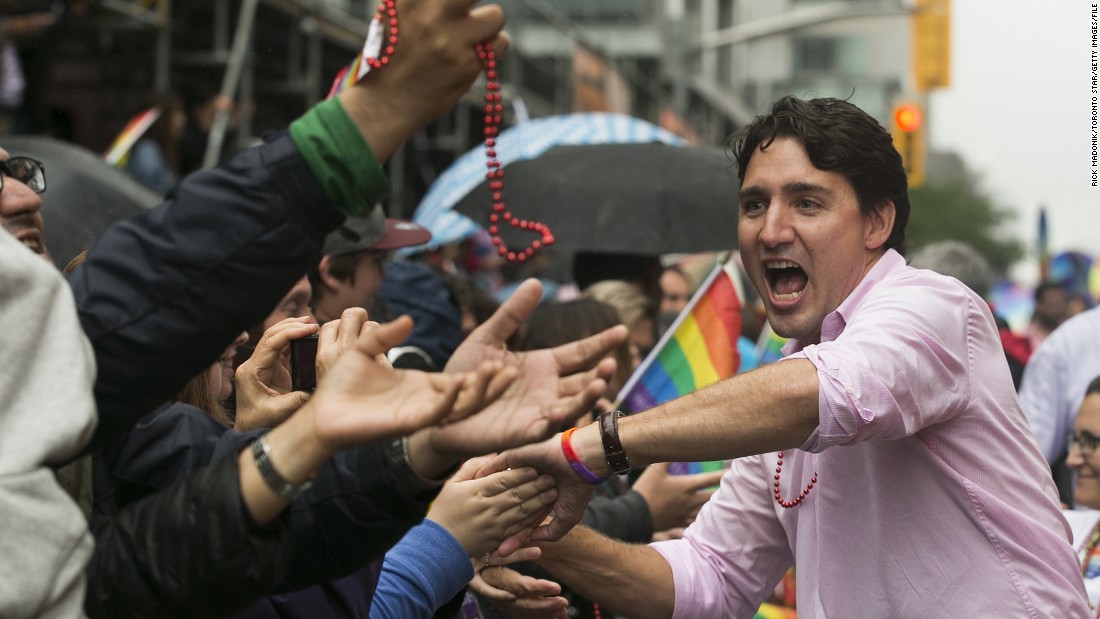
[84,453,293,618]
[69,132,410,617]
[93,403,436,592]
[69,133,344,453]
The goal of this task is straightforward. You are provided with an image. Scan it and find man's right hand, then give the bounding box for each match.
[478,433,599,556]
[339,0,509,161]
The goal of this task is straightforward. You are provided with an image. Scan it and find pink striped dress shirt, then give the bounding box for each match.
[652,250,1089,618]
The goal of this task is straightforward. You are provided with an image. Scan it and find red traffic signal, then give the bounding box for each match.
[893,104,922,133]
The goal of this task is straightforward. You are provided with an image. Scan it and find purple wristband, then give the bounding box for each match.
[561,428,606,485]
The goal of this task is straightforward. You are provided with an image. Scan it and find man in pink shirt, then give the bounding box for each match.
[477,97,1089,617]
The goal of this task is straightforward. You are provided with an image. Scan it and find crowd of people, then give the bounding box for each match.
[2,1,1099,618]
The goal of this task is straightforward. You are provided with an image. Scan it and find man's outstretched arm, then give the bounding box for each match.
[480,526,676,619]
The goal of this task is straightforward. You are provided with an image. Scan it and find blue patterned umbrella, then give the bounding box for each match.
[411,112,685,250]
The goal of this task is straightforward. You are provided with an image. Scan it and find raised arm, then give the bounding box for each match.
[71,0,507,450]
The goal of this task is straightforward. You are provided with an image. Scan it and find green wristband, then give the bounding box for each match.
[289,97,391,217]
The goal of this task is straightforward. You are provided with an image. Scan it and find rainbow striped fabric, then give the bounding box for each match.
[103,107,160,167]
[616,256,743,412]
[325,18,383,98]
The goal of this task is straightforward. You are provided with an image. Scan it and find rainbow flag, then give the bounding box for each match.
[754,603,797,619]
[325,17,383,98]
[326,54,364,99]
[755,322,788,365]
[615,254,743,413]
[103,107,160,167]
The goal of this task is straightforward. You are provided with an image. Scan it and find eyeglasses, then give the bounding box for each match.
[1068,430,1100,457]
[0,157,46,195]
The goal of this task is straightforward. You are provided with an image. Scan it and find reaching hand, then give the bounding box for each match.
[307,315,513,451]
[469,547,569,619]
[315,308,387,383]
[427,456,557,559]
[631,462,725,533]
[234,317,318,431]
[430,279,628,458]
[339,0,511,161]
[477,435,598,556]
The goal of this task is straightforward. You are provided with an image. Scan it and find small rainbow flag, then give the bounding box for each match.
[103,107,161,167]
[326,54,365,99]
[755,322,788,366]
[325,17,383,98]
[615,254,743,413]
[754,603,797,618]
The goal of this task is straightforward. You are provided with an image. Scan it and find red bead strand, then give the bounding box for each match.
[773,452,818,509]
[368,3,552,263]
[365,0,398,69]
[475,42,553,262]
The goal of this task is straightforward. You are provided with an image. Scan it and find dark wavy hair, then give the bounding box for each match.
[731,96,911,256]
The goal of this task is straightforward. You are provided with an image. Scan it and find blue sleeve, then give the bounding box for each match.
[124,139,177,195]
[369,519,474,619]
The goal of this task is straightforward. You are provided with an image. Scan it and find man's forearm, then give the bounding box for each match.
[535,526,675,619]
[573,358,821,477]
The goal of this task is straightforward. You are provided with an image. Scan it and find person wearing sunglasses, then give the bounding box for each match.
[1065,376,1100,613]
[0,155,47,259]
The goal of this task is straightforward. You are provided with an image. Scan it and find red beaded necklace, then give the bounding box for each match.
[366,0,398,70]
[366,0,553,263]
[773,451,818,509]
[475,44,554,263]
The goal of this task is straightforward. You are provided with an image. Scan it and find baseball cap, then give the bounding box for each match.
[324,205,432,256]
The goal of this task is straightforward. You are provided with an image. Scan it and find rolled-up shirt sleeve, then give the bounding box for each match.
[790,284,975,453]
[650,457,793,619]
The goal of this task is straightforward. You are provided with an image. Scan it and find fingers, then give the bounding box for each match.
[466,4,505,43]
[448,360,511,423]
[688,469,726,491]
[481,466,541,497]
[488,30,510,57]
[449,455,490,484]
[252,319,319,364]
[321,307,370,354]
[479,565,562,598]
[485,363,519,402]
[493,545,541,566]
[548,376,608,431]
[558,357,618,399]
[549,325,629,375]
[356,314,415,357]
[474,449,514,480]
[468,279,542,349]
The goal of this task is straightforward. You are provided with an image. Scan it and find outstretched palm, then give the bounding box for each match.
[435,279,628,458]
[309,316,506,451]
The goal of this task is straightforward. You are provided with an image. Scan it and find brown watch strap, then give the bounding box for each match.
[599,410,632,474]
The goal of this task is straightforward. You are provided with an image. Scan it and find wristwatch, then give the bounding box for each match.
[598,410,633,475]
[251,436,313,501]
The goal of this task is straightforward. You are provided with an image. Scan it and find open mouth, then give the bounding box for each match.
[13,230,42,255]
[765,260,808,302]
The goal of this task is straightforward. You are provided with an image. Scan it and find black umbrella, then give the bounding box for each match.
[453,142,741,256]
[3,135,161,266]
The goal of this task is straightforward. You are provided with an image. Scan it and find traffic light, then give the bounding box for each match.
[912,0,951,92]
[890,102,925,188]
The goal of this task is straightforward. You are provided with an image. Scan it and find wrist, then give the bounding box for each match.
[570,423,612,479]
[404,430,460,483]
[561,428,606,485]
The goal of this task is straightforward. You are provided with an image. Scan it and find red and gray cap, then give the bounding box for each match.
[324,205,431,255]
